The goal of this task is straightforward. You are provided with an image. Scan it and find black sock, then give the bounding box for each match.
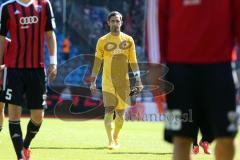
[9,120,23,159]
[193,136,198,146]
[201,137,208,143]
[23,120,41,149]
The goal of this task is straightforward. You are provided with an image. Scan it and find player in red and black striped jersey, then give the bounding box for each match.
[160,0,240,160]
[0,0,56,68]
[0,0,57,159]
[0,37,10,134]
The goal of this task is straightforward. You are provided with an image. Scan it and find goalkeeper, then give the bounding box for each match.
[90,11,143,149]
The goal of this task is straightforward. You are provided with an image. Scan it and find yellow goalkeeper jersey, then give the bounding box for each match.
[92,32,138,90]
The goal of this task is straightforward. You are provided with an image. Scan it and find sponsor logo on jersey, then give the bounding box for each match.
[20,16,39,29]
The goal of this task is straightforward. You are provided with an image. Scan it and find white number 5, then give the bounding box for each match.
[5,89,12,100]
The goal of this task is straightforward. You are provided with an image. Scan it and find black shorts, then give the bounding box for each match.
[0,90,4,102]
[3,68,47,109]
[164,63,238,143]
[0,69,5,102]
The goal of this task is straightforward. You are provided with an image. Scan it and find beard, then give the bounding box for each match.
[111,27,120,33]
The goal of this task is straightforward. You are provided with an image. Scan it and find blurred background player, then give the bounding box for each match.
[0,37,10,133]
[0,0,57,159]
[90,11,143,149]
[159,0,239,160]
[61,34,71,63]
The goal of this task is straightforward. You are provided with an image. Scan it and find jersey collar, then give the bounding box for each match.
[16,0,34,7]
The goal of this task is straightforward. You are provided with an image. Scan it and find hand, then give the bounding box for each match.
[47,64,57,82]
[135,78,144,92]
[85,76,96,84]
[90,82,97,94]
[129,79,144,96]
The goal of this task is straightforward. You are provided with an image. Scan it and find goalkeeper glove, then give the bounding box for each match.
[129,78,143,96]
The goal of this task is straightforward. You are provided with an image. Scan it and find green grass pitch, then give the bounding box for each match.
[0,118,239,160]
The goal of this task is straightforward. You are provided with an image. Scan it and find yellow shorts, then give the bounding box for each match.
[102,86,130,110]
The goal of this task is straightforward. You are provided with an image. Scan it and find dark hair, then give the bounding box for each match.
[107,11,123,21]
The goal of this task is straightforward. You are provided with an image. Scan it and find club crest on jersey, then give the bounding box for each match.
[35,5,42,12]
[119,40,132,50]
[183,0,201,6]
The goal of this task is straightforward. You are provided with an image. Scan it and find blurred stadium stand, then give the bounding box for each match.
[47,0,146,86]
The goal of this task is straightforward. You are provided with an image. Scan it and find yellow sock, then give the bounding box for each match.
[113,110,125,143]
[104,112,114,144]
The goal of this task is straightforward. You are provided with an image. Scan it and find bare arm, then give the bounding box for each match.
[45,31,57,59]
[0,36,5,66]
[0,5,9,65]
[0,36,5,87]
[45,31,57,81]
